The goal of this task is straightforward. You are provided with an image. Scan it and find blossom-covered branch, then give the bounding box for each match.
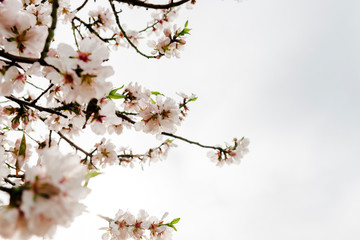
[101,209,179,240]
[0,0,248,239]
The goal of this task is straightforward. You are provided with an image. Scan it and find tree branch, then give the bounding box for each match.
[0,49,39,64]
[0,50,60,72]
[115,0,191,9]
[161,132,222,151]
[115,110,223,151]
[57,131,91,157]
[0,186,12,194]
[115,111,136,124]
[6,96,68,118]
[40,0,59,60]
[73,17,115,43]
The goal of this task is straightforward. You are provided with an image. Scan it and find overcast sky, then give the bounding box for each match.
[49,0,360,239]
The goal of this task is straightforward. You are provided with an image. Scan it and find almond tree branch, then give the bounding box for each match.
[0,50,60,72]
[115,0,191,9]
[116,111,136,124]
[57,131,91,157]
[5,96,68,118]
[40,0,59,60]
[0,49,40,64]
[115,110,223,151]
[161,132,222,151]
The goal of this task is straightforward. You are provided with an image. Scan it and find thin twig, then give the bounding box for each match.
[4,177,16,186]
[161,132,222,151]
[26,80,45,91]
[73,17,115,43]
[109,0,158,59]
[75,0,89,12]
[71,23,80,48]
[57,131,91,157]
[138,9,172,33]
[31,83,54,105]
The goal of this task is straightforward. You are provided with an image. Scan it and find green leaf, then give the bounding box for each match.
[185,20,189,28]
[16,134,26,174]
[151,91,164,96]
[18,134,26,158]
[108,86,126,99]
[188,97,198,102]
[151,98,156,105]
[171,218,180,224]
[84,171,102,187]
[108,93,126,99]
[178,28,191,36]
[109,86,124,95]
[166,223,178,231]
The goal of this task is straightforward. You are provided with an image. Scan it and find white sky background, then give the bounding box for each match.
[46,0,360,239]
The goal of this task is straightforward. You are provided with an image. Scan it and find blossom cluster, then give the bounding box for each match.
[46,37,114,105]
[207,138,250,167]
[0,147,89,240]
[101,209,179,240]
[118,82,184,134]
[148,22,190,58]
[0,0,47,57]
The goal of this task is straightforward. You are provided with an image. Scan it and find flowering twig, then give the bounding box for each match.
[109,0,158,59]
[138,8,172,33]
[101,209,180,240]
[117,140,174,164]
[72,16,116,43]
